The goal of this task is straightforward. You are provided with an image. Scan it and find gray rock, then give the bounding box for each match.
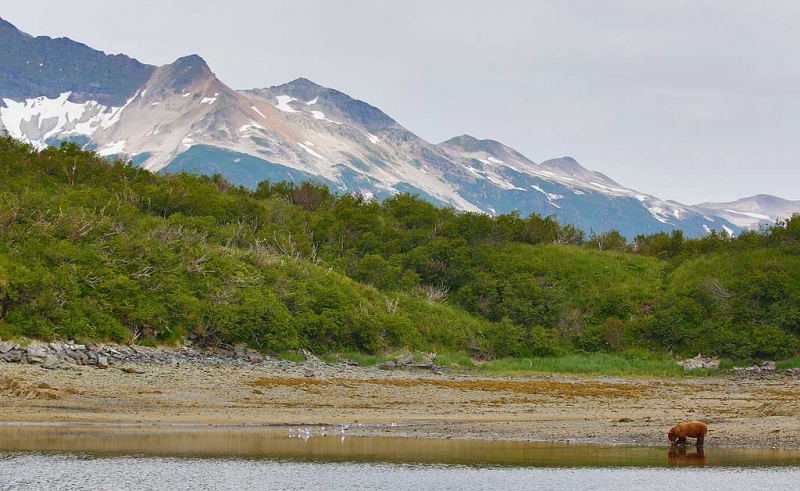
[3,350,23,363]
[26,349,49,364]
[680,355,719,370]
[395,354,414,366]
[234,344,247,358]
[75,350,89,365]
[97,356,109,369]
[0,341,15,354]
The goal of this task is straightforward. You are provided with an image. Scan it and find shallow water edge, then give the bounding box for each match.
[0,423,798,467]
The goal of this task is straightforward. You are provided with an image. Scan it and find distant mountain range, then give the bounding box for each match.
[1,17,797,237]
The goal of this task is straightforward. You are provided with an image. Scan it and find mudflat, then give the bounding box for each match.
[1,353,798,448]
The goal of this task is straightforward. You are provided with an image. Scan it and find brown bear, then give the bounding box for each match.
[668,420,707,446]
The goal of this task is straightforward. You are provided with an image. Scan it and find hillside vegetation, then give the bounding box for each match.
[1,136,799,362]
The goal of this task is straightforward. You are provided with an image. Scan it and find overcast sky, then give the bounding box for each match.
[5,1,799,204]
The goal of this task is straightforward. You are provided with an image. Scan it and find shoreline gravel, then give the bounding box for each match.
[1,342,799,449]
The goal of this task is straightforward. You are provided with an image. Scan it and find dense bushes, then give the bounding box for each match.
[1,136,799,360]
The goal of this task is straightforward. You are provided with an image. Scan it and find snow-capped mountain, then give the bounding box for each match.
[436,135,736,237]
[694,195,800,229]
[0,17,780,238]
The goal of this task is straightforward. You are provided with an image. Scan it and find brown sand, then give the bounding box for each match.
[1,361,798,447]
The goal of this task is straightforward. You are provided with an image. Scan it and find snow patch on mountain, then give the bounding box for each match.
[298,141,327,161]
[646,206,672,224]
[591,182,633,195]
[251,106,266,119]
[724,209,771,220]
[0,91,136,148]
[485,173,525,191]
[308,110,341,124]
[238,121,265,133]
[275,95,299,113]
[531,184,563,208]
[366,133,380,144]
[97,140,126,156]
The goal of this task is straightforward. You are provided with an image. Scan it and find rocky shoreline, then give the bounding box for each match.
[0,340,269,369]
[3,341,798,377]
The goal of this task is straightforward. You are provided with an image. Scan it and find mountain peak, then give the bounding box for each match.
[440,135,504,152]
[269,77,325,103]
[287,77,323,89]
[540,156,584,173]
[162,54,214,90]
[171,54,211,73]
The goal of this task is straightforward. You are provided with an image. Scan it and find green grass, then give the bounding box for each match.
[776,358,800,370]
[432,350,476,369]
[718,359,735,370]
[277,351,306,363]
[480,353,717,377]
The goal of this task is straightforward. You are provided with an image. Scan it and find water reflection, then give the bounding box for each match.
[668,446,706,466]
[0,423,798,468]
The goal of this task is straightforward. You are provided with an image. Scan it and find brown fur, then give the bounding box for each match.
[667,420,707,446]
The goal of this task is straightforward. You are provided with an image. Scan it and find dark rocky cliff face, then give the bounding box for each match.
[0,17,155,106]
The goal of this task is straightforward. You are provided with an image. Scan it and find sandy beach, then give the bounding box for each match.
[1,348,799,449]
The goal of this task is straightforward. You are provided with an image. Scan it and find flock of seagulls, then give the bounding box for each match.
[288,422,399,441]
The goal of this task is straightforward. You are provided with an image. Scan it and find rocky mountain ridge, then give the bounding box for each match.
[1,18,796,237]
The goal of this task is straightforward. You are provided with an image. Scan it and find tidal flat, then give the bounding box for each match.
[1,348,799,448]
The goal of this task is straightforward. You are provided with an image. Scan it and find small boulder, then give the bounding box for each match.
[97,356,109,369]
[234,344,247,358]
[86,350,99,365]
[395,354,414,366]
[2,350,23,363]
[26,349,50,364]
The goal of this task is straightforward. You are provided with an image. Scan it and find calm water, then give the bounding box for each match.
[0,424,798,490]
